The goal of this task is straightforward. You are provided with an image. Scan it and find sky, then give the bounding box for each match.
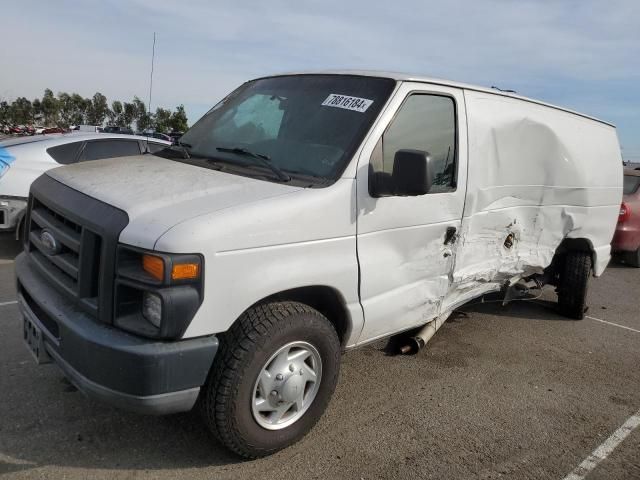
[1,0,639,160]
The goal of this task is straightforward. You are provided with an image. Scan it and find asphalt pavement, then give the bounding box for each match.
[0,235,639,479]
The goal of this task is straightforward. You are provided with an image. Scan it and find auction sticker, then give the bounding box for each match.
[321,94,373,113]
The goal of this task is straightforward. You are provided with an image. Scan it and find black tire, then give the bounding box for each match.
[557,251,592,319]
[201,301,341,458]
[625,249,640,268]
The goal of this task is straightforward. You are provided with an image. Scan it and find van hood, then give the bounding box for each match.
[45,155,302,248]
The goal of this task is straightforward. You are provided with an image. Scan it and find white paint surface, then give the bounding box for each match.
[0,300,18,307]
[562,410,640,480]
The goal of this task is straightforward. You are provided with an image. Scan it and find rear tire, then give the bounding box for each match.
[557,251,592,319]
[201,301,341,458]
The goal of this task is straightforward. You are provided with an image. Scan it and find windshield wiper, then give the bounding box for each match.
[174,141,192,159]
[216,146,291,182]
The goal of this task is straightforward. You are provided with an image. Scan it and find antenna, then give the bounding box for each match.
[148,32,156,118]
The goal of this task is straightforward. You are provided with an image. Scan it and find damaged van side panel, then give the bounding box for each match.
[440,90,622,312]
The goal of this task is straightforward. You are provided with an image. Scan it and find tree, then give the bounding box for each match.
[58,93,88,126]
[32,98,43,124]
[41,89,59,126]
[1,89,186,130]
[0,101,10,125]
[10,97,33,124]
[153,107,172,133]
[123,102,136,128]
[57,92,74,127]
[87,92,109,126]
[169,104,188,132]
[132,96,152,131]
[109,100,124,126]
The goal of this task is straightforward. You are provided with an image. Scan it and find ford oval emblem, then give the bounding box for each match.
[40,229,62,256]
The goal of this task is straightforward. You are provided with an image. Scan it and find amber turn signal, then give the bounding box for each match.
[142,254,164,281]
[171,263,199,280]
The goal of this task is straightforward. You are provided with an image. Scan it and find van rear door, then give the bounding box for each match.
[355,82,468,343]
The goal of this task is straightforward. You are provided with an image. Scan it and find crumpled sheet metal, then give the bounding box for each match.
[445,91,621,307]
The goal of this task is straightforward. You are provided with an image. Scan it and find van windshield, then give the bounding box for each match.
[160,75,396,186]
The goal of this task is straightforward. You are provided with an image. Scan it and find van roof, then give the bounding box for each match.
[260,70,615,128]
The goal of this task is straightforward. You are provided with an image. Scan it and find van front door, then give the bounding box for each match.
[355,82,468,344]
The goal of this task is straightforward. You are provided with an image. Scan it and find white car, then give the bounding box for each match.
[0,133,171,238]
[15,72,622,458]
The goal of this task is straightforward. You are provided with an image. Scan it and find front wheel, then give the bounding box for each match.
[201,301,341,458]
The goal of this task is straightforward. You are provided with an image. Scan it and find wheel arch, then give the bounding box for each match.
[257,285,353,348]
[547,237,596,284]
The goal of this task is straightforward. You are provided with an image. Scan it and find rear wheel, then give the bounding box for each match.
[557,251,592,319]
[201,301,341,458]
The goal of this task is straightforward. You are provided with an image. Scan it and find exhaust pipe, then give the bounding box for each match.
[400,311,451,355]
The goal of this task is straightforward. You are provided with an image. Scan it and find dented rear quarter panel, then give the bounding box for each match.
[443,90,622,312]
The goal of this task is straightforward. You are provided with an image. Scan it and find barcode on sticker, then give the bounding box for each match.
[321,94,373,113]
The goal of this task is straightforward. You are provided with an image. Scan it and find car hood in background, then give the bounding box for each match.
[45,155,303,248]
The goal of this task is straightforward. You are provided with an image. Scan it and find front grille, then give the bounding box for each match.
[28,198,102,314]
[26,175,129,324]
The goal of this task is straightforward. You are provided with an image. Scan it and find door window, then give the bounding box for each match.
[82,140,141,162]
[371,94,457,193]
[46,142,83,164]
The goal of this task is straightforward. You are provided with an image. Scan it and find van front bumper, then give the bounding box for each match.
[15,252,218,415]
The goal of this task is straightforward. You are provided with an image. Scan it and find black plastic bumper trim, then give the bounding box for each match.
[15,252,218,410]
[45,345,201,415]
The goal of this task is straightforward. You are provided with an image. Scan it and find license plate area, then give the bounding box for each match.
[23,315,52,364]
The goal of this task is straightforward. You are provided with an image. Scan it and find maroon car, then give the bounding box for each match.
[612,168,640,266]
[42,127,65,134]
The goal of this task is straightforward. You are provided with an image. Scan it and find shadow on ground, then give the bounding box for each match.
[453,288,579,323]
[0,232,22,261]
[0,399,244,475]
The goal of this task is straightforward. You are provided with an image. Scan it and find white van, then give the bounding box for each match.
[15,72,622,458]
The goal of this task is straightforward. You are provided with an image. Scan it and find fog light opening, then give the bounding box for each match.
[142,292,162,328]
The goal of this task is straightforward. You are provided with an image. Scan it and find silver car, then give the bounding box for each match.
[0,133,172,238]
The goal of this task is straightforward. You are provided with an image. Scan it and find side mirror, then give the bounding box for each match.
[391,149,433,196]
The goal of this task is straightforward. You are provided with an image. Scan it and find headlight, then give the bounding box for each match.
[114,245,204,339]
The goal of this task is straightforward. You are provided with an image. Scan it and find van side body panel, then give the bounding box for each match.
[442,90,622,312]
